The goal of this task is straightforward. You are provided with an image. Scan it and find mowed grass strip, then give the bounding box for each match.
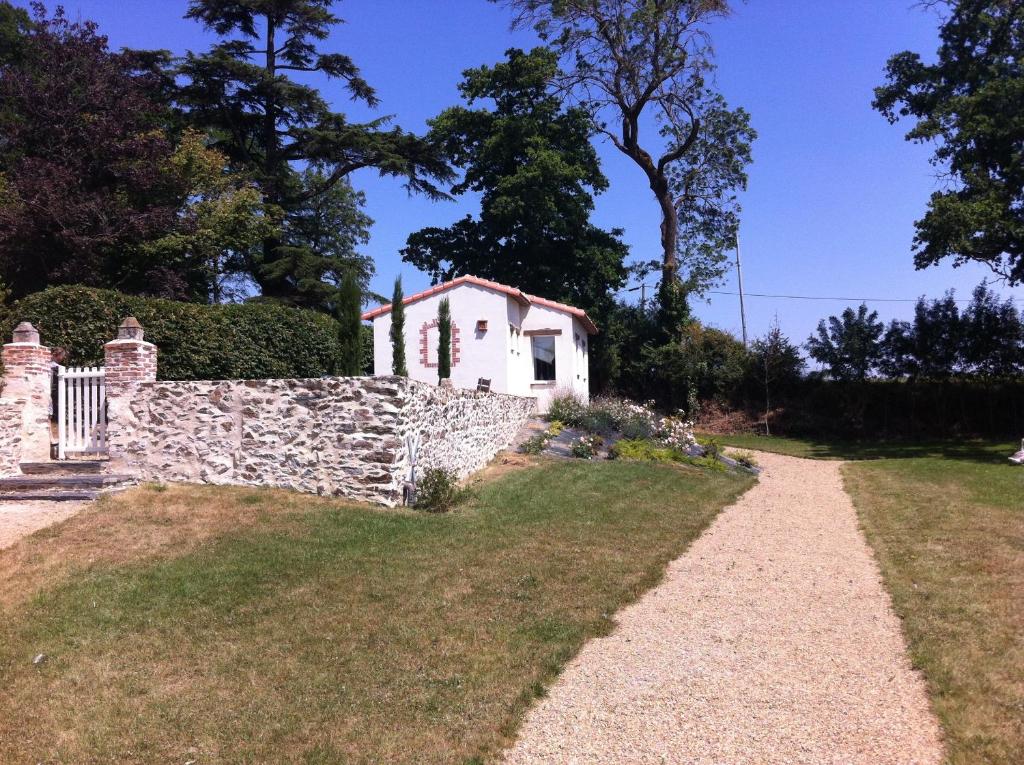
[0,459,752,764]
[844,450,1024,765]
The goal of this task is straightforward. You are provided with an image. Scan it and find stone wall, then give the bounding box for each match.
[107,376,535,506]
[402,380,537,479]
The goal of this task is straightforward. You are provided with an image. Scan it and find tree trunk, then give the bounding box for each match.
[259,14,284,298]
[650,172,678,287]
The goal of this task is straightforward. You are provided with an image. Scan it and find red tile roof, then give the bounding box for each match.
[361,274,598,334]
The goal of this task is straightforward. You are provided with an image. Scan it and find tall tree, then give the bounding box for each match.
[179,0,453,308]
[881,292,964,379]
[961,282,1024,375]
[437,297,451,383]
[505,0,750,319]
[390,276,408,377]
[403,48,628,320]
[0,6,183,298]
[806,304,885,381]
[874,0,1024,284]
[335,271,362,375]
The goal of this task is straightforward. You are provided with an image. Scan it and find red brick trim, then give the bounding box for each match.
[418,320,461,369]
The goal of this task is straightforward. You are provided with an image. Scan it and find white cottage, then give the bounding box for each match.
[362,275,596,412]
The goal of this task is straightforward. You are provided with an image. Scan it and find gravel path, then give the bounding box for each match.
[503,451,943,764]
[0,502,82,550]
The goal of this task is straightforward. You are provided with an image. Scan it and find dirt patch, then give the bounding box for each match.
[0,502,83,551]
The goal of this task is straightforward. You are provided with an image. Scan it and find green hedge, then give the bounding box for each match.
[2,286,347,380]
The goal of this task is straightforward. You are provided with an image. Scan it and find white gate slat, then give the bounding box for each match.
[55,364,107,458]
[57,365,66,460]
[75,373,83,451]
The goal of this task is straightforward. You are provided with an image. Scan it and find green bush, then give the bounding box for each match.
[609,438,726,472]
[2,286,344,380]
[569,434,603,459]
[519,432,550,455]
[546,391,586,426]
[609,439,679,462]
[414,467,460,513]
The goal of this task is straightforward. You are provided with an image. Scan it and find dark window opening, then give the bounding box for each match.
[532,335,556,381]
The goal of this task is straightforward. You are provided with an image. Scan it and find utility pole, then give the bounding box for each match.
[735,233,748,347]
[627,282,656,311]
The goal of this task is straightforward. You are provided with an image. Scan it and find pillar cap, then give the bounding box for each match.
[117,316,144,341]
[11,322,40,345]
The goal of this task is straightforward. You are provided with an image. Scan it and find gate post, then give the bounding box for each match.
[104,317,157,393]
[1,322,55,467]
[103,318,157,473]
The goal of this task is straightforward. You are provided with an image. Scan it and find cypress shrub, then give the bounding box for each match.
[437,297,451,382]
[2,285,344,380]
[390,276,408,376]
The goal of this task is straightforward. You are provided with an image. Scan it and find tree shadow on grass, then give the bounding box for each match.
[707,433,1019,464]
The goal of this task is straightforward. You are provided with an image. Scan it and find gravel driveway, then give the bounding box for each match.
[0,502,82,550]
[503,451,943,764]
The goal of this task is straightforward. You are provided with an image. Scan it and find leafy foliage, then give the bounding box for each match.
[0,6,181,299]
[5,286,342,380]
[874,0,1024,284]
[881,283,1024,378]
[806,303,885,381]
[414,467,461,512]
[403,48,628,327]
[569,434,602,459]
[546,390,588,426]
[136,129,279,303]
[0,1,32,67]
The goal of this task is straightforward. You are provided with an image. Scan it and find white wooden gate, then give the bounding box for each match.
[56,365,107,459]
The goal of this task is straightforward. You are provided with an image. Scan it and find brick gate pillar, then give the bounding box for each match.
[103,317,157,394]
[103,318,157,473]
[1,322,55,466]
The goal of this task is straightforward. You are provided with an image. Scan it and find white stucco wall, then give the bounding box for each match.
[369,283,592,412]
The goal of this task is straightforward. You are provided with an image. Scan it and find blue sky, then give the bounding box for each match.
[28,0,1024,344]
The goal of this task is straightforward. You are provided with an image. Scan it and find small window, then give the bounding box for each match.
[532,335,556,381]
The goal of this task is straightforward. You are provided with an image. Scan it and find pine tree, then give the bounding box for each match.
[179,0,452,308]
[336,272,362,376]
[390,276,408,377]
[437,297,451,383]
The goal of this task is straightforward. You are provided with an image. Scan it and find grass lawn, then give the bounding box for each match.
[0,458,752,764]
[845,447,1023,765]
[704,431,1022,764]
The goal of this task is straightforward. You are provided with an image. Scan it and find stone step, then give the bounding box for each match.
[0,475,134,492]
[0,490,100,502]
[19,461,106,475]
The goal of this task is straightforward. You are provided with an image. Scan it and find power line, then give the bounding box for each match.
[616,286,1022,304]
[703,289,1021,304]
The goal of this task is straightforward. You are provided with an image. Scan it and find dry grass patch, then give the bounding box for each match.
[0,483,324,611]
[0,460,752,764]
[844,451,1023,765]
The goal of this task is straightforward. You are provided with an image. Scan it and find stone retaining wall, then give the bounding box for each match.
[106,376,535,506]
